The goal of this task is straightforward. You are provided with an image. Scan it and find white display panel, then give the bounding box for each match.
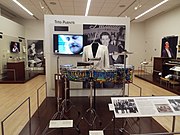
[111,96,180,118]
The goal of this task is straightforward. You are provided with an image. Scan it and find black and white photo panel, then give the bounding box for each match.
[27,40,44,67]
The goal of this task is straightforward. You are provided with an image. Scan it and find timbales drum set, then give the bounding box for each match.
[60,64,134,84]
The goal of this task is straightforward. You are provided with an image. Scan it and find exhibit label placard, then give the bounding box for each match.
[111,96,180,118]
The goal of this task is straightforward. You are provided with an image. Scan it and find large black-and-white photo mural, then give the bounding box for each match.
[27,40,44,67]
[83,24,126,65]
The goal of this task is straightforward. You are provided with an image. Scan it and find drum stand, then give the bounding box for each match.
[42,75,80,135]
[77,71,101,128]
[59,76,80,130]
[53,76,76,119]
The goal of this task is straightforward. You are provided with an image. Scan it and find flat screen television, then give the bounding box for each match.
[10,41,20,53]
[53,34,84,55]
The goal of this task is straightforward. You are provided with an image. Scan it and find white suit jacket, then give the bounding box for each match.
[82,43,109,68]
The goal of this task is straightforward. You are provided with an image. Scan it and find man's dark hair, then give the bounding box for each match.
[100,32,110,39]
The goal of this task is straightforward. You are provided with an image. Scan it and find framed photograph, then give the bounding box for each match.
[161,36,178,58]
[83,24,126,65]
[27,40,44,67]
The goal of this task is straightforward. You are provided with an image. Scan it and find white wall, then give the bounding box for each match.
[144,6,180,61]
[0,16,24,37]
[22,20,44,40]
[0,16,25,76]
[129,22,146,69]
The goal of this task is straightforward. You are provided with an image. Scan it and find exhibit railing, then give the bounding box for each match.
[1,97,31,135]
[0,82,47,135]
[37,82,47,117]
[127,82,142,96]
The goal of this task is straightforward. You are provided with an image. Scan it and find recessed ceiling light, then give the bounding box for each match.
[134,6,138,10]
[134,4,142,10]
[119,5,126,8]
[50,2,56,5]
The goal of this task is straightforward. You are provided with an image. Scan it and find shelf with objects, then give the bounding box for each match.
[154,58,180,90]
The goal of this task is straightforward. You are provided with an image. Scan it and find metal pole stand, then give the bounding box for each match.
[58,75,80,129]
[59,69,81,120]
[42,75,80,135]
[77,70,102,129]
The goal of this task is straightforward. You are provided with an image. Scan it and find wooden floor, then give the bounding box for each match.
[0,75,46,135]
[0,74,180,135]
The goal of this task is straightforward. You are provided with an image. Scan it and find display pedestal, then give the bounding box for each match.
[7,61,25,80]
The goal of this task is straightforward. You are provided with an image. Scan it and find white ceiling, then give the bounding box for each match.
[0,0,180,22]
